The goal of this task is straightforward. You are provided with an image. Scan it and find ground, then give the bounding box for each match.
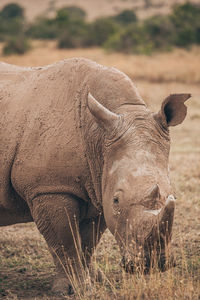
[0,43,199,299]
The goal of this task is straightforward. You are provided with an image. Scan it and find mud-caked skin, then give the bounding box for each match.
[0,58,190,293]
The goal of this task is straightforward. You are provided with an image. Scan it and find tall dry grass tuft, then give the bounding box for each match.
[64,248,198,300]
[56,209,199,300]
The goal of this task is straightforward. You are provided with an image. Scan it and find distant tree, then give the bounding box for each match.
[3,35,30,55]
[170,3,200,47]
[27,17,59,39]
[105,23,154,55]
[63,6,86,20]
[54,6,86,26]
[89,17,119,46]
[55,7,70,28]
[144,15,175,50]
[58,25,90,49]
[0,3,24,19]
[0,3,25,41]
[114,9,137,24]
[55,6,90,48]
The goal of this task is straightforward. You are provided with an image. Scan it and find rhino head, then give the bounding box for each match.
[87,92,190,273]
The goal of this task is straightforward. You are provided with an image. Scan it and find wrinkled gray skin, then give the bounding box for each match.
[0,58,190,294]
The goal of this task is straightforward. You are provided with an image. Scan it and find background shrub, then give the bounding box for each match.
[0,3,25,41]
[61,6,86,20]
[27,17,59,39]
[1,2,200,55]
[170,2,200,47]
[143,15,175,51]
[105,3,200,54]
[28,6,90,48]
[0,3,24,19]
[89,17,119,46]
[3,35,30,55]
[105,23,154,54]
[56,7,90,48]
[113,9,137,25]
[57,22,91,48]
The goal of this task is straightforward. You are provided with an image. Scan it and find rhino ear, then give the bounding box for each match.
[87,92,120,133]
[155,94,191,127]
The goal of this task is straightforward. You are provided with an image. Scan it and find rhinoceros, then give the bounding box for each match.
[0,58,190,293]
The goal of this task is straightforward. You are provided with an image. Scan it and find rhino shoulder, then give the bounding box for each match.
[0,62,34,90]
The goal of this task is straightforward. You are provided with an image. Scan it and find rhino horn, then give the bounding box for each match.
[159,195,175,239]
[160,195,175,222]
[87,93,120,134]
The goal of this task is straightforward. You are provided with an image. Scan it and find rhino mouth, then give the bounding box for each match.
[120,194,176,274]
[121,250,176,274]
[121,255,150,274]
[121,231,176,274]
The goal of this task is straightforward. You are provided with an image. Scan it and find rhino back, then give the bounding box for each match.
[0,58,144,211]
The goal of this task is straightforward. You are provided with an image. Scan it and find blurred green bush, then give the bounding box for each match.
[0,3,24,19]
[170,2,200,47]
[104,24,154,55]
[27,17,59,40]
[0,3,30,55]
[105,3,200,54]
[3,35,31,55]
[113,9,137,25]
[56,7,91,48]
[0,2,200,55]
[88,17,119,46]
[0,3,25,41]
[28,6,91,48]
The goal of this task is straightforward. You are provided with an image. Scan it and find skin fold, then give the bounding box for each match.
[0,58,190,294]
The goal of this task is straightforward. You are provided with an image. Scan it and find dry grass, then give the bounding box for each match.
[0,45,200,299]
[1,41,200,84]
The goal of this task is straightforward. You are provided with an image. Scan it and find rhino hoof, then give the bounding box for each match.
[52,276,74,295]
[158,254,176,272]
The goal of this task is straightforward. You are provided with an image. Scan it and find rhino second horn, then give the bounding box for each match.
[148,184,160,199]
[145,195,175,216]
[87,92,120,133]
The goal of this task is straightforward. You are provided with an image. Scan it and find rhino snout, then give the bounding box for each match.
[121,253,150,274]
[121,249,176,274]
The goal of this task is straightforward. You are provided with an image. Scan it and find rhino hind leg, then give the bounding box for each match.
[29,193,85,294]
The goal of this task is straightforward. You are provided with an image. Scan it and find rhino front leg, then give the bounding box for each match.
[29,193,83,294]
[80,214,106,280]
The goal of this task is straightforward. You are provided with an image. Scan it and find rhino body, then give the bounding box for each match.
[0,58,190,293]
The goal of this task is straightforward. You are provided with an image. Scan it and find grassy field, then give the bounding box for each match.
[0,43,200,299]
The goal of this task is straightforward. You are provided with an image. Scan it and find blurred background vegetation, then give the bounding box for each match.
[0,2,200,55]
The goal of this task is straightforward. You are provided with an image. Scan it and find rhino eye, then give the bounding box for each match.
[113,196,119,204]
